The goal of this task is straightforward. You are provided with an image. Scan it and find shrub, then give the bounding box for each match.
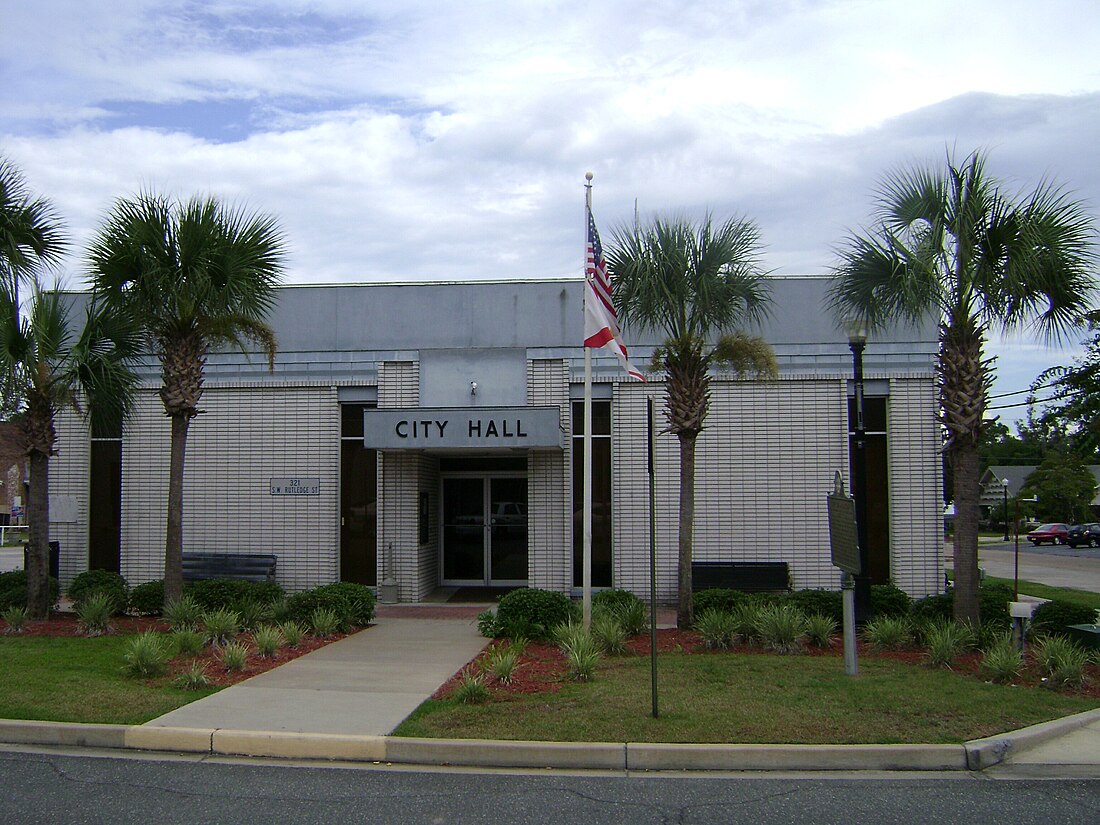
[695,608,737,650]
[452,668,491,704]
[220,641,249,672]
[1030,600,1097,638]
[787,589,844,625]
[910,585,1015,631]
[278,621,304,648]
[591,612,628,655]
[862,616,912,651]
[163,595,203,631]
[756,603,809,654]
[924,621,974,668]
[121,631,169,678]
[2,605,28,633]
[593,589,648,636]
[980,633,1023,684]
[252,625,284,658]
[169,628,206,656]
[0,570,58,612]
[477,609,498,638]
[203,608,240,647]
[592,589,642,614]
[236,598,273,631]
[128,580,164,616]
[174,661,211,690]
[560,630,602,681]
[286,583,375,631]
[494,588,576,641]
[76,592,115,636]
[805,613,838,648]
[309,606,341,638]
[692,588,748,616]
[869,584,911,619]
[68,569,128,615]
[910,592,953,625]
[187,579,285,612]
[485,644,522,684]
[731,601,764,644]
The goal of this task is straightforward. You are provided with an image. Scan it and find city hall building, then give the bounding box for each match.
[49,276,944,602]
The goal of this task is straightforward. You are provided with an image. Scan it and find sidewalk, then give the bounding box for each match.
[1,605,1097,773]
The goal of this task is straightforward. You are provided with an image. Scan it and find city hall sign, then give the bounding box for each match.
[363,407,563,450]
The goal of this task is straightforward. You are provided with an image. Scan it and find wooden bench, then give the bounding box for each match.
[182,552,277,583]
[692,561,790,594]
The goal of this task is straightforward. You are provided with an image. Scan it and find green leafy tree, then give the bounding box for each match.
[0,156,66,419]
[1020,454,1097,524]
[87,193,287,603]
[608,215,777,628]
[829,150,1096,627]
[1031,312,1100,460]
[0,284,138,617]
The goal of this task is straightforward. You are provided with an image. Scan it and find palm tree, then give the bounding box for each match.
[86,193,287,603]
[1,156,67,418]
[608,215,777,628]
[0,283,138,618]
[829,150,1096,627]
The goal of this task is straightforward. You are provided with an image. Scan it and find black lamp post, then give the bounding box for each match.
[846,322,870,624]
[1002,478,1011,542]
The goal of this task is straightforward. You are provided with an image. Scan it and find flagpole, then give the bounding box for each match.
[582,172,594,630]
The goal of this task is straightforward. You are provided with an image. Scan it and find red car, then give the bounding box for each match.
[1026,523,1069,546]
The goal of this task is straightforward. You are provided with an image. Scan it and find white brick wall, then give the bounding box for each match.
[119,385,340,591]
[888,377,944,597]
[48,406,91,587]
[527,359,570,592]
[376,361,423,599]
[610,377,943,602]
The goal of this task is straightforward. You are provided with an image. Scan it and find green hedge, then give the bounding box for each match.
[67,570,129,615]
[1031,600,1097,637]
[0,570,59,611]
[494,588,576,640]
[128,579,165,615]
[185,578,285,611]
[285,582,376,630]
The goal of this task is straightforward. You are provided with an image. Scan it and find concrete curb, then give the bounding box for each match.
[1,713,1096,772]
[964,707,1100,770]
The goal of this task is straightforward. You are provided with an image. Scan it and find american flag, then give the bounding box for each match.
[583,207,645,381]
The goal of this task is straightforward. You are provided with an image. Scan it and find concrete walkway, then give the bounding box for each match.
[145,610,489,735]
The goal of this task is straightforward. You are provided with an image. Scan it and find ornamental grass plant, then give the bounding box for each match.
[121,631,169,678]
[76,593,115,637]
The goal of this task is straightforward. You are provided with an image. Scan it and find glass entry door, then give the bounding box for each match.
[442,476,528,585]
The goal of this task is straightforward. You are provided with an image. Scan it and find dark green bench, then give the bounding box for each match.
[182,552,277,583]
[691,561,790,594]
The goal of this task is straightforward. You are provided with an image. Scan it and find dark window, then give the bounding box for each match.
[88,417,122,573]
[341,404,377,585]
[849,396,890,584]
[572,400,612,587]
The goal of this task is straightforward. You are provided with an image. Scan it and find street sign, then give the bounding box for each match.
[827,471,861,576]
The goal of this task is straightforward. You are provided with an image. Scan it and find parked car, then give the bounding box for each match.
[1066,523,1100,548]
[1026,523,1069,546]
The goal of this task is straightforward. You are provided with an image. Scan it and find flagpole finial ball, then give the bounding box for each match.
[585,171,594,182]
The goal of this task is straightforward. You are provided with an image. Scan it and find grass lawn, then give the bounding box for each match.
[984,576,1100,611]
[0,634,220,725]
[395,651,1099,745]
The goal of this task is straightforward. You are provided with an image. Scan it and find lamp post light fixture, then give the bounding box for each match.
[845,320,870,624]
[1002,478,1011,542]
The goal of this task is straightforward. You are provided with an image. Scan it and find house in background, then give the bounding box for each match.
[0,422,28,528]
[980,465,1100,525]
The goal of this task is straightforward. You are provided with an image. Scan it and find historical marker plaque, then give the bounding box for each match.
[827,472,861,576]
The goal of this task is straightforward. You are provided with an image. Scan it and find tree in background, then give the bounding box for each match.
[0,285,138,617]
[1020,453,1097,524]
[829,150,1096,628]
[87,193,286,604]
[609,215,776,628]
[1030,312,1100,461]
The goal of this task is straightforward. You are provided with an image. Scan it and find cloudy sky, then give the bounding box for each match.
[3,0,1099,425]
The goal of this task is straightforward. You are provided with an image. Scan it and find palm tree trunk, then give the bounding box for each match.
[25,450,50,620]
[163,414,190,604]
[950,442,981,626]
[677,431,697,629]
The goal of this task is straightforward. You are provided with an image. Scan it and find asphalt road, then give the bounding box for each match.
[949,540,1100,593]
[1,747,1097,825]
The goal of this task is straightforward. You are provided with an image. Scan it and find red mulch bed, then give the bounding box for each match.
[2,612,353,688]
[434,628,1100,702]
